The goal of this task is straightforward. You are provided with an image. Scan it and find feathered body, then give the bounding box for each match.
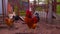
[5,17,14,27]
[24,10,39,29]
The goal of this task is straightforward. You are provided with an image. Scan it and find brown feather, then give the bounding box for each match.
[4,17,14,27]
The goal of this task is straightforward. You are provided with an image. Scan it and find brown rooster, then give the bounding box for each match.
[24,10,38,29]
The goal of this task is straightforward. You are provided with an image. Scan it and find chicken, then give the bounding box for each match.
[4,17,14,27]
[24,15,38,29]
[24,10,38,29]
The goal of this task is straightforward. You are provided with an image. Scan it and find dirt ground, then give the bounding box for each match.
[0,18,60,34]
[0,14,60,34]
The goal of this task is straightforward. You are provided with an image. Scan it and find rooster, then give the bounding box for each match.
[24,10,39,29]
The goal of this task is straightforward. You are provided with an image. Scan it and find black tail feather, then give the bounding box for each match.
[19,17,24,21]
[13,16,24,21]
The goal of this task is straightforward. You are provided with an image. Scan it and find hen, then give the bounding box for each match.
[4,17,14,27]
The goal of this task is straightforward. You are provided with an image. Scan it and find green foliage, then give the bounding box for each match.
[35,6,42,11]
[57,0,60,2]
[57,5,60,14]
[14,5,18,12]
[20,10,26,16]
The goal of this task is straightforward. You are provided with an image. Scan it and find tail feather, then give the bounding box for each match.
[19,17,24,21]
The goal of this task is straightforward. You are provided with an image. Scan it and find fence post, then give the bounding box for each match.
[47,0,53,24]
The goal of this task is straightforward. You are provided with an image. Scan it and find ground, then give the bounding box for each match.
[0,11,60,34]
[0,18,60,34]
